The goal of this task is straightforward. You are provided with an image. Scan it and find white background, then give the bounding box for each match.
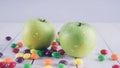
[0,0,120,23]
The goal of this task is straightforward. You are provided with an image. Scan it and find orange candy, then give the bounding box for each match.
[30,54,39,60]
[54,35,59,39]
[4,57,12,63]
[16,42,23,48]
[44,59,52,65]
[111,54,119,60]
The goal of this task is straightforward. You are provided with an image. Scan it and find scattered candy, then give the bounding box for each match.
[5,36,12,41]
[112,64,120,68]
[30,53,39,60]
[74,58,83,66]
[57,64,66,68]
[58,49,65,55]
[16,42,23,48]
[4,57,12,63]
[44,59,52,65]
[12,48,19,53]
[45,50,53,57]
[98,55,105,61]
[52,52,60,58]
[36,50,43,57]
[0,52,3,57]
[100,49,108,55]
[23,49,30,54]
[7,62,16,68]
[30,49,36,54]
[16,57,24,63]
[15,53,24,58]
[44,65,52,68]
[59,60,68,65]
[23,53,31,60]
[10,43,16,48]
[24,63,32,68]
[41,48,49,56]
[111,54,119,61]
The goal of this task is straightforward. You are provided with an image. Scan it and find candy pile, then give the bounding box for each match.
[98,49,120,68]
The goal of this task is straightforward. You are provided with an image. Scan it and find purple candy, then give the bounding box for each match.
[0,52,3,57]
[5,36,12,41]
[59,60,68,65]
[41,48,48,56]
[45,50,53,57]
[23,49,30,54]
[16,57,24,63]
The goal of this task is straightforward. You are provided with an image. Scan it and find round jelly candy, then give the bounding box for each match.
[30,49,36,54]
[11,43,16,48]
[52,41,59,46]
[51,45,57,51]
[52,52,60,58]
[0,52,3,57]
[57,64,66,68]
[16,57,24,63]
[112,64,120,68]
[59,60,68,65]
[23,53,31,60]
[44,59,52,65]
[23,49,30,54]
[56,38,60,43]
[0,62,7,68]
[24,63,32,68]
[44,65,52,68]
[100,49,108,55]
[41,48,49,56]
[58,49,65,55]
[45,50,53,57]
[36,50,43,57]
[111,54,119,61]
[74,58,83,66]
[5,36,12,41]
[4,57,12,63]
[7,62,16,68]
[15,53,24,58]
[12,48,19,53]
[30,54,39,60]
[16,42,23,48]
[98,55,105,61]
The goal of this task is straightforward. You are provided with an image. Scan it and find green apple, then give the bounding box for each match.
[59,22,97,57]
[22,18,55,49]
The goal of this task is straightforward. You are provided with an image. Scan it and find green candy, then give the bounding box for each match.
[56,38,60,43]
[24,63,32,68]
[10,43,16,48]
[98,55,105,61]
[52,52,60,58]
[57,64,66,68]
[36,50,43,57]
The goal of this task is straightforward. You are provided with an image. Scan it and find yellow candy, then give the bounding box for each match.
[23,53,31,60]
[74,58,83,66]
[44,65,52,68]
[0,59,3,62]
[15,53,24,58]
[30,49,36,54]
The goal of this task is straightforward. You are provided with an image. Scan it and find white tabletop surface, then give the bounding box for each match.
[0,23,120,68]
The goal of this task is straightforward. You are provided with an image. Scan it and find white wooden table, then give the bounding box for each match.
[0,23,120,68]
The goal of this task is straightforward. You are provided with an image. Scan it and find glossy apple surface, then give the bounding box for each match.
[59,22,97,57]
[22,19,55,49]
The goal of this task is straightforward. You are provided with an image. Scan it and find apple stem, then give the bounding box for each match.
[38,19,46,22]
[78,22,81,26]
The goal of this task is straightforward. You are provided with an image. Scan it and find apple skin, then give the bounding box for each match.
[59,22,97,57]
[22,19,55,49]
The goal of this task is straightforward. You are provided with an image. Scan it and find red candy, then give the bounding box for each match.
[52,41,59,46]
[7,62,16,68]
[58,49,65,55]
[100,49,108,55]
[12,48,19,53]
[0,62,7,68]
[112,64,120,68]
